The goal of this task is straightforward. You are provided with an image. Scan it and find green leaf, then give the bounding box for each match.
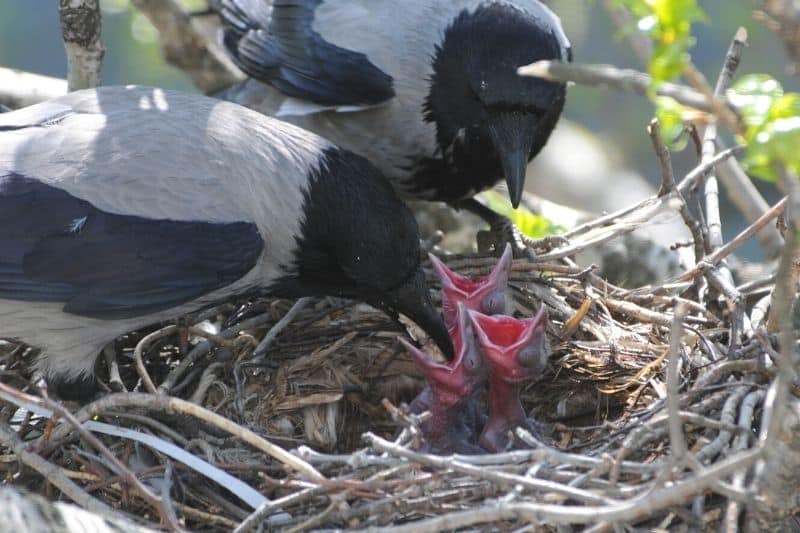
[481,191,565,239]
[650,40,691,84]
[727,74,784,131]
[655,97,690,151]
[769,93,800,120]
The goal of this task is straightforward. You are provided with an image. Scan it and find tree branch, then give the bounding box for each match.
[518,60,714,112]
[59,0,104,91]
[129,0,242,93]
[753,0,800,76]
[0,67,67,109]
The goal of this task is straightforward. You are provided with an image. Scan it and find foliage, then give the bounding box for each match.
[728,75,800,181]
[610,0,706,86]
[611,0,800,181]
[481,190,565,238]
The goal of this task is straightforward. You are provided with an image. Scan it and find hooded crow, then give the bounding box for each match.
[210,0,571,251]
[0,86,452,398]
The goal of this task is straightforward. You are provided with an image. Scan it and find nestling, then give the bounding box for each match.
[468,307,550,452]
[402,303,487,454]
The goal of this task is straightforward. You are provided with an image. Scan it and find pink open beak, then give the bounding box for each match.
[428,243,513,329]
[399,304,487,408]
[467,307,549,382]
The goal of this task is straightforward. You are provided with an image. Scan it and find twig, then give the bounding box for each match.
[58,0,104,91]
[694,386,751,464]
[365,433,618,505]
[703,29,748,252]
[675,197,788,283]
[723,389,765,532]
[159,311,275,393]
[649,118,706,262]
[518,60,714,112]
[677,146,746,194]
[0,384,179,528]
[253,298,313,357]
[36,392,326,482]
[358,449,761,531]
[749,167,800,529]
[133,325,178,394]
[37,387,180,528]
[0,420,114,516]
[0,67,67,109]
[234,487,320,533]
[695,33,748,339]
[716,140,784,259]
[129,0,242,93]
[666,304,689,462]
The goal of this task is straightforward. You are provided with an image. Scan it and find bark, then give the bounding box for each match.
[59,0,104,91]
[746,398,800,531]
[130,0,242,94]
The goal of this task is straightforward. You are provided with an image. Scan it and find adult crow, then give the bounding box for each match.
[211,0,571,253]
[0,86,452,398]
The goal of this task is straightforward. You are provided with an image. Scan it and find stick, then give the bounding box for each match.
[518,60,713,112]
[37,392,326,482]
[58,0,104,91]
[358,449,761,531]
[666,304,689,462]
[133,325,178,394]
[649,118,706,263]
[0,67,67,109]
[715,140,784,260]
[129,0,242,93]
[253,298,313,356]
[0,420,114,516]
[675,196,787,283]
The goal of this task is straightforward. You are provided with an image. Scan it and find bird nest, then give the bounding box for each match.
[0,241,786,531]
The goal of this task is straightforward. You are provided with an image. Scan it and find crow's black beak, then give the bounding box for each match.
[378,268,454,359]
[487,111,537,209]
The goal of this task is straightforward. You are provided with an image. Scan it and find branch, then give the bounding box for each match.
[0,67,67,109]
[675,196,788,283]
[58,0,104,91]
[518,60,713,112]
[649,118,706,263]
[0,421,114,516]
[703,29,748,252]
[361,449,761,531]
[598,0,652,65]
[748,167,800,529]
[754,0,800,75]
[129,0,242,93]
[666,303,689,462]
[36,392,326,482]
[716,140,785,260]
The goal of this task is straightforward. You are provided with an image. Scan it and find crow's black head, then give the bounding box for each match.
[274,147,454,358]
[424,3,570,207]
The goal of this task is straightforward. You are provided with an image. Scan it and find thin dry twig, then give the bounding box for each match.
[519,60,713,112]
[666,304,689,462]
[0,420,114,516]
[38,392,326,482]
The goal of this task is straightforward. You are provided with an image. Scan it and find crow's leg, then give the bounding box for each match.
[455,199,566,259]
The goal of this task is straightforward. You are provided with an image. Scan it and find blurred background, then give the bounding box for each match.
[0,0,793,260]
